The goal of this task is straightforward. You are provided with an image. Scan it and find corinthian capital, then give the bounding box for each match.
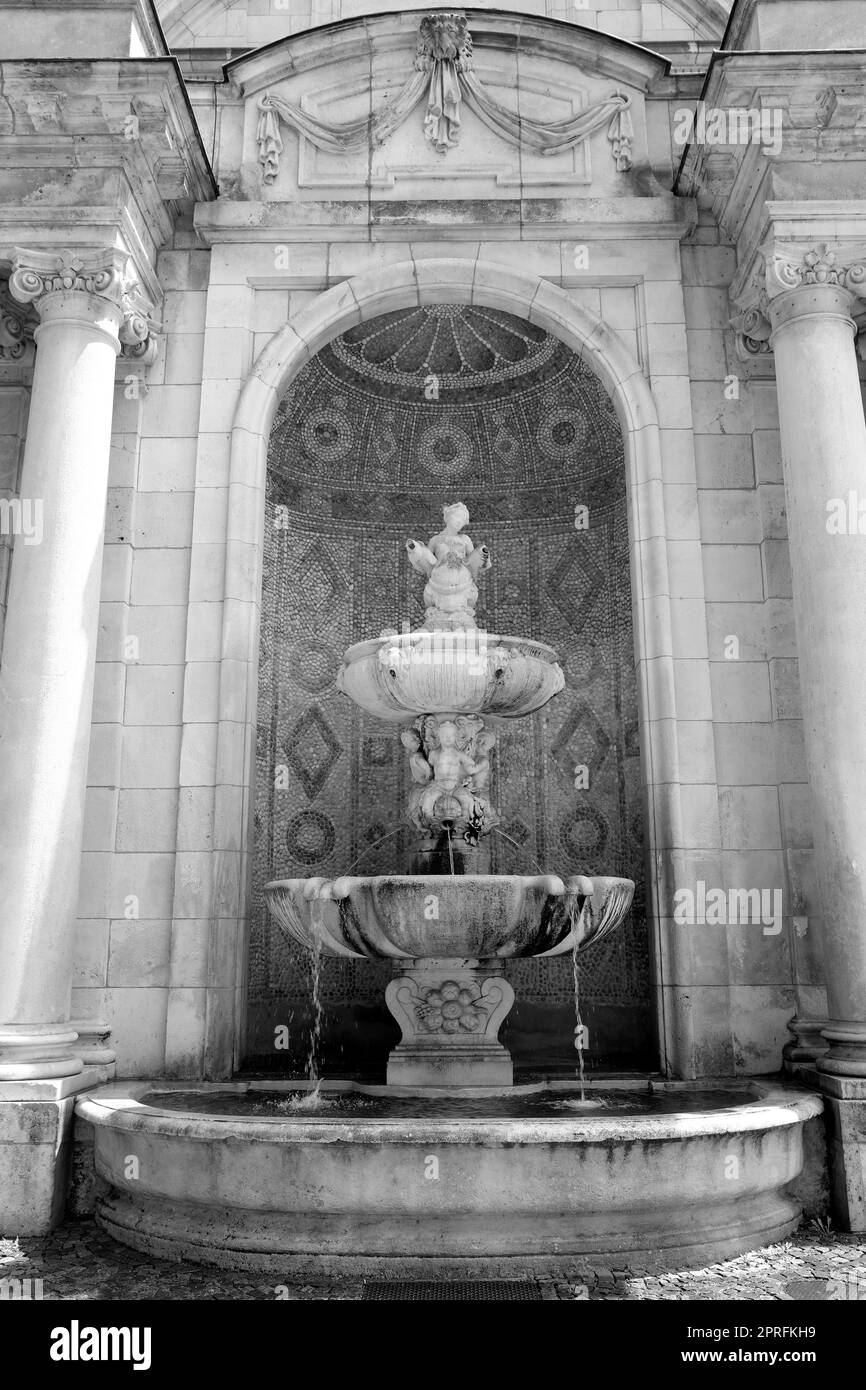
[9,247,158,357]
[9,248,129,308]
[731,241,866,357]
[764,242,866,301]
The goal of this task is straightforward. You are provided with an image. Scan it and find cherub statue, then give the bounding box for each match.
[407,719,477,826]
[470,729,496,794]
[402,716,497,837]
[401,726,432,828]
[406,502,491,630]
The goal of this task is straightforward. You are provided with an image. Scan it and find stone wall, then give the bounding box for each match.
[680,228,826,1073]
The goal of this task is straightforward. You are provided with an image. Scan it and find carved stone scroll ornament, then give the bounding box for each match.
[0,283,32,361]
[731,302,773,358]
[257,12,633,182]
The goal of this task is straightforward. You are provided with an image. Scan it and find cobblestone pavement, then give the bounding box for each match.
[1,1220,864,1300]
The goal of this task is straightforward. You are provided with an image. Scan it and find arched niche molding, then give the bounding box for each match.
[213,257,689,1075]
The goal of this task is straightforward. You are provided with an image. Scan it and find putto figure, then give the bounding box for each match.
[406,501,491,630]
[401,714,498,842]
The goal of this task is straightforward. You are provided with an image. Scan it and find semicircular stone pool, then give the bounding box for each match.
[77,1080,823,1276]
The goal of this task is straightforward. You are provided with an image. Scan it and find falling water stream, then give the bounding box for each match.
[489,827,549,875]
[490,827,588,1097]
[445,824,456,876]
[571,902,586,1101]
[295,925,325,1109]
[342,825,405,876]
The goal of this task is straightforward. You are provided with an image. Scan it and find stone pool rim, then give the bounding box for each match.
[77,1078,823,1146]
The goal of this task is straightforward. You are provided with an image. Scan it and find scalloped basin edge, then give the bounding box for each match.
[263,873,635,960]
[337,631,566,721]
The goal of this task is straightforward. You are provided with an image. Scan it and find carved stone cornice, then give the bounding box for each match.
[731,241,866,357]
[673,51,866,250]
[9,248,158,358]
[0,58,217,310]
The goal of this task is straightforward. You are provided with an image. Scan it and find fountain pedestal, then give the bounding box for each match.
[385,958,516,1088]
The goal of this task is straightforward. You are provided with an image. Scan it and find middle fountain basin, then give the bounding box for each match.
[265,872,635,1087]
[264,873,634,960]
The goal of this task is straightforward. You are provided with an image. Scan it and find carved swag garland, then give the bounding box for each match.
[257,12,634,182]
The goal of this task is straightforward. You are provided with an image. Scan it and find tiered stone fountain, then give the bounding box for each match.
[78,504,822,1273]
[264,502,635,1087]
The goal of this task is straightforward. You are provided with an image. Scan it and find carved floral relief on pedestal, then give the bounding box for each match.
[385,962,516,1086]
[414,978,489,1034]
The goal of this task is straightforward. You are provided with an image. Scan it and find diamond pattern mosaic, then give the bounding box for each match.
[248,306,651,1070]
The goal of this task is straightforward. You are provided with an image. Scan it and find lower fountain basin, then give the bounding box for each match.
[77,1079,823,1275]
[264,873,634,960]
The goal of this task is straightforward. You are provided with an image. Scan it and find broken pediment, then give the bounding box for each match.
[226,10,666,201]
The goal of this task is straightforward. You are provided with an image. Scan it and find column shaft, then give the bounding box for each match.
[0,289,121,1078]
[770,284,866,1075]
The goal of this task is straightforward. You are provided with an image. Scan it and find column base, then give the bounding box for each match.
[816,1071,866,1232]
[0,1025,83,1081]
[68,1020,115,1067]
[783,1016,830,1072]
[0,1066,114,1235]
[817,1022,866,1079]
[385,958,516,1089]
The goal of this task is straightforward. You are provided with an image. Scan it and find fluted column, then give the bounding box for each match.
[0,248,152,1080]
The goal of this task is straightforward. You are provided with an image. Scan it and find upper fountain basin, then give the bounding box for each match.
[264,873,634,960]
[337,630,565,722]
